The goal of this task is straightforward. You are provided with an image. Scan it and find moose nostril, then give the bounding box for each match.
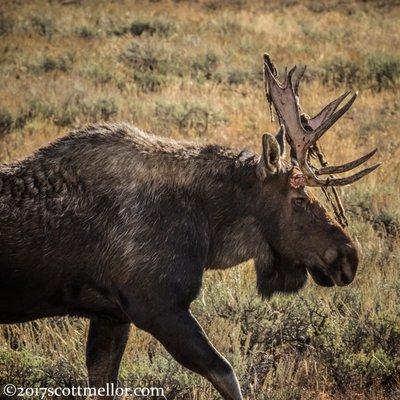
[336,245,359,285]
[323,248,338,264]
[324,243,359,286]
[343,243,359,269]
[340,271,352,285]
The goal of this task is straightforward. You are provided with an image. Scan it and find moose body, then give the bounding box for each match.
[0,124,286,398]
[0,55,379,400]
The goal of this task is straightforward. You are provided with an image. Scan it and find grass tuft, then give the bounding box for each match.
[321,53,400,90]
[0,13,12,36]
[34,54,74,74]
[30,15,53,39]
[155,100,227,136]
[0,109,13,138]
[129,18,175,37]
[76,25,97,39]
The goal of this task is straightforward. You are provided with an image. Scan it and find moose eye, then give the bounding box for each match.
[293,197,307,210]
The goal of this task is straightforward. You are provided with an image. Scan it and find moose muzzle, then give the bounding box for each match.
[323,242,359,286]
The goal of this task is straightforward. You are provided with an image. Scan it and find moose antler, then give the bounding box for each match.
[263,53,380,188]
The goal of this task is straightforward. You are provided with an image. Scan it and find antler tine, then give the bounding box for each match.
[263,53,278,77]
[316,148,377,175]
[263,53,279,122]
[307,90,351,130]
[312,163,381,187]
[309,92,358,147]
[283,66,289,84]
[287,65,296,85]
[293,65,306,97]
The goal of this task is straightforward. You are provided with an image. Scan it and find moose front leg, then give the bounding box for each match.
[86,318,130,398]
[144,310,243,400]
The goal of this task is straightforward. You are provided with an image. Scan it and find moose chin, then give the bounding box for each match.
[0,54,379,400]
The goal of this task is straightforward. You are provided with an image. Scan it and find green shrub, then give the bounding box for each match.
[0,13,12,36]
[366,53,400,91]
[76,25,97,39]
[226,69,249,85]
[54,107,78,127]
[120,41,164,73]
[52,96,118,126]
[121,43,220,82]
[120,40,186,78]
[36,54,74,73]
[212,16,243,36]
[372,211,399,238]
[8,100,57,129]
[191,52,219,80]
[226,68,258,85]
[129,18,175,37]
[155,100,226,136]
[321,58,363,87]
[90,98,118,121]
[31,16,53,39]
[134,71,166,92]
[53,97,97,126]
[0,108,13,137]
[203,0,246,10]
[307,1,330,13]
[26,100,55,120]
[212,66,260,85]
[106,24,129,37]
[84,64,113,85]
[321,54,400,90]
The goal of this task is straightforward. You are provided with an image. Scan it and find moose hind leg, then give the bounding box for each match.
[86,318,130,397]
[142,310,243,400]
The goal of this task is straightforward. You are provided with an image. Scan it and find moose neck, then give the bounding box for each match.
[200,153,271,270]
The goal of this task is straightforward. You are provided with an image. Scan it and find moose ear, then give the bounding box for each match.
[261,133,281,175]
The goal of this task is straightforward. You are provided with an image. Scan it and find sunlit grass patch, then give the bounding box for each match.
[30,15,54,39]
[29,53,75,74]
[119,40,172,74]
[129,17,176,37]
[75,25,97,39]
[0,13,13,36]
[320,54,400,90]
[154,99,227,137]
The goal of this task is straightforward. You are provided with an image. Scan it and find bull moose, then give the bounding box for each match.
[0,55,379,399]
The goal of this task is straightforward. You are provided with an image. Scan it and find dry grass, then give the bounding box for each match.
[0,0,399,399]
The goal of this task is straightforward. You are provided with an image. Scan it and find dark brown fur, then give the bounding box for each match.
[0,123,358,400]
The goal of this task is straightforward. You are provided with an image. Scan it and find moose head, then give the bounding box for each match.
[253,54,380,297]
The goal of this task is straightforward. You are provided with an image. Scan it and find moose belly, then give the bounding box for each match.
[0,256,68,323]
[0,257,129,324]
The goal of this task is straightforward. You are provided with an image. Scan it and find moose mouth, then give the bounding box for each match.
[307,262,355,287]
[307,266,335,287]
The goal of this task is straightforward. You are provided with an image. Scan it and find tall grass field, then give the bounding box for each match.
[0,1,399,399]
